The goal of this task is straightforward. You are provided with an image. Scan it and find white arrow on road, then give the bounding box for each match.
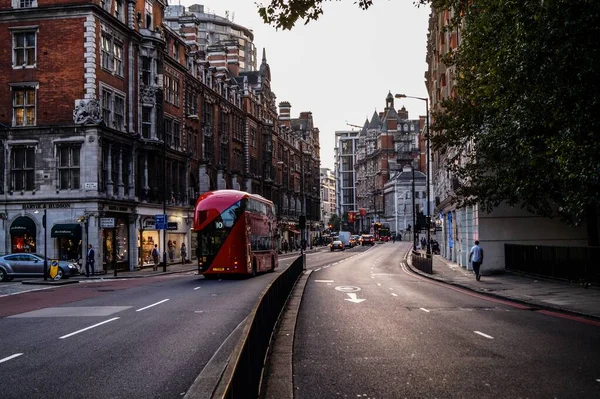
[345,293,366,303]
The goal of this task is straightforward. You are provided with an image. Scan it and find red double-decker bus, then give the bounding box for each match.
[193,189,278,278]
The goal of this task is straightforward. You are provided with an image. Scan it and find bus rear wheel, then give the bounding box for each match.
[252,259,257,277]
[269,256,275,273]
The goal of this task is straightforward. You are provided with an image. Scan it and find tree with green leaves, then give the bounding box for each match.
[430,0,600,244]
[328,214,341,232]
[256,0,600,244]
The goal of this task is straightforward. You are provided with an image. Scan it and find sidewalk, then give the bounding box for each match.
[70,247,325,281]
[71,261,198,280]
[406,252,600,320]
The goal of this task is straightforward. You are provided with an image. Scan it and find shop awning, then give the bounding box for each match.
[10,216,36,236]
[289,229,300,234]
[51,224,82,238]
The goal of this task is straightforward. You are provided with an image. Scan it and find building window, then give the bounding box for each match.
[100,85,125,131]
[58,144,81,190]
[173,43,179,60]
[101,33,124,77]
[115,0,124,22]
[100,0,110,12]
[114,95,124,130]
[11,146,35,192]
[173,121,181,150]
[12,86,36,127]
[13,30,36,67]
[142,107,152,138]
[101,34,111,70]
[13,0,37,9]
[250,127,256,148]
[102,89,112,124]
[164,118,173,147]
[145,1,153,29]
[142,56,152,86]
[113,42,123,76]
[165,75,180,106]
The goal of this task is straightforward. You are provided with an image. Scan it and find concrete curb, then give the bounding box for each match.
[262,269,313,399]
[403,248,600,322]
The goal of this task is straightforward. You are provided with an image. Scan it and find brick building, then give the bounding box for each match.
[0,1,320,271]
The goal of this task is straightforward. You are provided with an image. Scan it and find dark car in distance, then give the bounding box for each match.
[361,235,375,246]
[330,240,345,251]
[0,253,80,281]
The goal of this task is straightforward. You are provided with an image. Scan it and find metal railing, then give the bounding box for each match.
[212,255,305,398]
[505,244,600,285]
[411,249,432,274]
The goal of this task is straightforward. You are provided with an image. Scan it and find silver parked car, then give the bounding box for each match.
[0,253,80,281]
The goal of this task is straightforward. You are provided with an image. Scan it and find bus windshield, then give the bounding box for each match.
[196,199,246,257]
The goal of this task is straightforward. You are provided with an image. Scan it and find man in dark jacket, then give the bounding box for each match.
[86,244,95,277]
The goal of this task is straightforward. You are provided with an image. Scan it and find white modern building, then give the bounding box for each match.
[320,168,336,227]
[334,130,359,229]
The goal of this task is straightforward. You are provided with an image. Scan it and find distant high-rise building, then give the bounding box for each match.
[165,4,257,73]
[320,168,336,226]
[334,130,359,231]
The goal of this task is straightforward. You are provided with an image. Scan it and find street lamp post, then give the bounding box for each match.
[35,208,48,280]
[395,93,431,255]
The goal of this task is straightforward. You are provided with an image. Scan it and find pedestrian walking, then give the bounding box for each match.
[151,244,160,271]
[180,242,187,264]
[85,244,95,277]
[469,240,484,281]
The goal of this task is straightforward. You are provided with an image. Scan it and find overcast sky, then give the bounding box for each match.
[180,0,431,169]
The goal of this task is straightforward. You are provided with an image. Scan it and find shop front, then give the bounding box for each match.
[101,215,130,272]
[139,216,160,268]
[51,223,82,261]
[10,216,37,253]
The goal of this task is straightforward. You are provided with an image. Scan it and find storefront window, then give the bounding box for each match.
[103,217,129,265]
[167,233,185,262]
[10,216,36,253]
[140,230,159,266]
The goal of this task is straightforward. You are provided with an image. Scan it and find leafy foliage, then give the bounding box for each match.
[431,0,600,226]
[257,0,374,30]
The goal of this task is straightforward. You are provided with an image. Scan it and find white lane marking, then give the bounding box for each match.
[315,280,334,283]
[136,299,170,312]
[59,317,120,339]
[0,353,23,364]
[377,283,382,286]
[391,293,398,297]
[194,287,201,290]
[389,287,394,290]
[345,293,366,303]
[314,268,322,271]
[420,308,430,313]
[474,331,494,339]
[323,265,330,268]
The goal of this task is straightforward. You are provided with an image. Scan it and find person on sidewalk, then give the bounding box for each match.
[469,240,484,281]
[180,242,187,264]
[86,244,95,277]
[151,244,160,271]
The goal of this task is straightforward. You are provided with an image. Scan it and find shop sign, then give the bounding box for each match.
[22,203,71,210]
[167,222,178,231]
[100,218,115,228]
[143,219,156,229]
[84,182,98,190]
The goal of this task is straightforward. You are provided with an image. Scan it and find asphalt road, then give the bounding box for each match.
[294,242,600,399]
[0,257,299,399]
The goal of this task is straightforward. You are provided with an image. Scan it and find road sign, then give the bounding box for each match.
[155,214,167,230]
[100,218,115,228]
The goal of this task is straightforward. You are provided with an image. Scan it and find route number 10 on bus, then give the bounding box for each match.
[193,189,278,278]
